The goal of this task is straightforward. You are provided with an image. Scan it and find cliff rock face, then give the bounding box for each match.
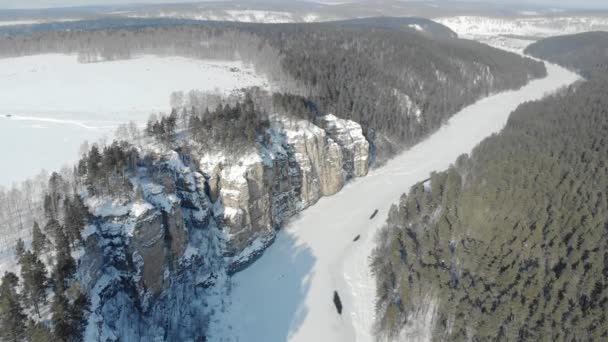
[80,151,223,340]
[79,114,369,340]
[318,114,370,178]
[199,116,369,268]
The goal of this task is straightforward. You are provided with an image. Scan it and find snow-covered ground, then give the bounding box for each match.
[0,54,268,186]
[0,18,82,26]
[207,61,580,341]
[128,10,324,23]
[436,16,608,52]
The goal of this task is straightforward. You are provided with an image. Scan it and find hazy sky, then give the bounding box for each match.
[1,0,607,10]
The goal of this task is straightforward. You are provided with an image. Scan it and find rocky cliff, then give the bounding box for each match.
[199,114,369,271]
[78,114,369,340]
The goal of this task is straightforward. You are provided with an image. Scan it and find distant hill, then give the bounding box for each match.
[525,31,608,79]
[319,17,458,39]
[0,16,545,162]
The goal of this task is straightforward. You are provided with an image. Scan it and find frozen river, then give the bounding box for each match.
[208,61,580,342]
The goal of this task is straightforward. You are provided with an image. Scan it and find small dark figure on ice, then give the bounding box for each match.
[353,235,361,242]
[333,291,343,314]
[369,209,379,219]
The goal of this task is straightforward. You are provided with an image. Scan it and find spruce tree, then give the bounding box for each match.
[53,226,75,293]
[51,292,73,341]
[44,218,62,245]
[68,291,89,342]
[0,272,26,342]
[86,144,102,192]
[50,291,89,342]
[14,238,25,260]
[31,221,47,255]
[19,250,48,317]
[63,197,86,246]
[26,319,53,342]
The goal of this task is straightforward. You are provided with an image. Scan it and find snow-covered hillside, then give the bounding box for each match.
[206,62,580,342]
[128,10,325,23]
[0,18,82,26]
[436,16,608,52]
[0,54,268,186]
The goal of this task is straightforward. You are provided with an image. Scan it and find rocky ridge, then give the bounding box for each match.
[78,114,369,340]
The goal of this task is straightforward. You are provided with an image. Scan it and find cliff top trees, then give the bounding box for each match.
[53,226,75,294]
[18,250,48,317]
[179,93,269,153]
[80,141,140,197]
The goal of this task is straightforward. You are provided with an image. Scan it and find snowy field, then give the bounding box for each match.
[436,16,608,52]
[128,10,320,23]
[207,62,580,341]
[0,54,268,186]
[0,19,82,26]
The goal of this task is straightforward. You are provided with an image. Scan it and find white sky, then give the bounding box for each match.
[0,0,607,10]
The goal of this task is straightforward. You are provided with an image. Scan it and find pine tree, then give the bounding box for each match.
[68,291,89,342]
[53,227,75,293]
[43,193,54,220]
[26,319,52,342]
[87,144,102,193]
[0,272,27,342]
[14,238,25,260]
[50,291,89,342]
[44,218,62,244]
[63,197,86,246]
[19,250,48,317]
[32,221,47,255]
[51,292,73,341]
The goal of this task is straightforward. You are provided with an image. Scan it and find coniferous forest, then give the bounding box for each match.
[0,15,592,342]
[525,31,608,79]
[0,17,545,161]
[372,71,608,340]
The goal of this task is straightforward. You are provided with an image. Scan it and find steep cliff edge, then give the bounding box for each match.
[78,113,369,340]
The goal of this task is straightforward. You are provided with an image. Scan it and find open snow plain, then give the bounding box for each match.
[207,61,580,342]
[0,54,268,186]
[436,16,608,52]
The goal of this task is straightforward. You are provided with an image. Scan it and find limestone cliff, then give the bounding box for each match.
[199,115,369,271]
[78,114,370,340]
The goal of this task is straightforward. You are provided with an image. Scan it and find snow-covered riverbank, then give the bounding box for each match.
[207,61,580,342]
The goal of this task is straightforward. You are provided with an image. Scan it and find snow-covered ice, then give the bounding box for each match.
[0,54,268,186]
[207,62,580,342]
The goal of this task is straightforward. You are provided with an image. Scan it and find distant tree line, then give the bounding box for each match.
[0,18,546,161]
[372,77,608,340]
[525,31,608,80]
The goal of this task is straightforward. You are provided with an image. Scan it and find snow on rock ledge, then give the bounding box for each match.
[198,115,369,264]
[78,113,370,340]
[318,114,370,178]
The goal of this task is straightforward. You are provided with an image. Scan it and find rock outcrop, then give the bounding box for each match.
[318,114,370,178]
[199,115,369,263]
[78,114,370,340]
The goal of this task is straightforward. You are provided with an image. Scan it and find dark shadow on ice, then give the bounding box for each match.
[225,223,315,342]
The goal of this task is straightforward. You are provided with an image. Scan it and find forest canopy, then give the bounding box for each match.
[525,31,608,79]
[0,17,546,160]
[372,77,608,341]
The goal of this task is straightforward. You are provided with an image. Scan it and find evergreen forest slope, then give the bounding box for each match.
[525,31,608,79]
[373,71,608,340]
